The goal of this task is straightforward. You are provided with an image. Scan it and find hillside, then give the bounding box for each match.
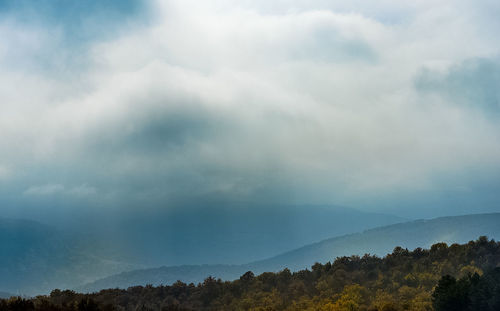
[0,218,137,296]
[252,212,500,271]
[6,238,500,310]
[0,206,403,296]
[80,213,500,292]
[65,205,406,267]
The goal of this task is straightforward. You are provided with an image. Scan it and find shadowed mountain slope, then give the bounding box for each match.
[0,206,403,295]
[79,213,500,292]
[0,218,136,296]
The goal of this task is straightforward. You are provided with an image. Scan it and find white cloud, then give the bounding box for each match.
[68,184,97,197]
[23,183,97,198]
[3,0,500,211]
[24,184,65,196]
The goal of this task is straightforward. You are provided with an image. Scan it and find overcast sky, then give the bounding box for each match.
[1,0,500,220]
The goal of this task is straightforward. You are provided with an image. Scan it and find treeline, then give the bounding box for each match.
[1,237,500,311]
[433,267,500,311]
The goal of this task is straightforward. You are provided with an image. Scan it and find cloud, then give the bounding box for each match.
[68,184,97,197]
[2,0,500,217]
[0,0,148,43]
[24,184,65,196]
[23,183,97,197]
[416,58,500,115]
[0,166,11,180]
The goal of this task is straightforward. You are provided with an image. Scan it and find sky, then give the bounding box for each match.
[1,0,500,221]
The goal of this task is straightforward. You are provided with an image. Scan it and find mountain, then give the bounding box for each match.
[0,206,403,296]
[0,218,136,296]
[68,205,406,267]
[16,239,500,311]
[79,213,500,292]
[251,212,500,271]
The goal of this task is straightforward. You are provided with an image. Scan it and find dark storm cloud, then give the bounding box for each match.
[89,103,225,155]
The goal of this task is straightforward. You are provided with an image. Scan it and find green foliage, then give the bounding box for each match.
[1,237,500,311]
[433,267,500,311]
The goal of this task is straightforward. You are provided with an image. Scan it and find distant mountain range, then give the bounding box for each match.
[4,211,500,295]
[0,206,404,295]
[0,218,136,296]
[70,205,407,266]
[79,213,500,293]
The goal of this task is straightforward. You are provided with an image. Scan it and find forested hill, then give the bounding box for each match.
[80,213,500,292]
[3,237,500,310]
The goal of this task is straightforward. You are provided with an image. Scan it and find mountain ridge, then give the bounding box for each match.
[78,212,500,293]
[0,206,404,295]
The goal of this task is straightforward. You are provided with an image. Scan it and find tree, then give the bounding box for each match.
[76,298,100,311]
[432,275,470,311]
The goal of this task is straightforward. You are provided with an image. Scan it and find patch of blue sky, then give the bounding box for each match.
[0,0,150,44]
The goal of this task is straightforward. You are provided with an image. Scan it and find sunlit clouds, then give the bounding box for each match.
[1,0,500,217]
